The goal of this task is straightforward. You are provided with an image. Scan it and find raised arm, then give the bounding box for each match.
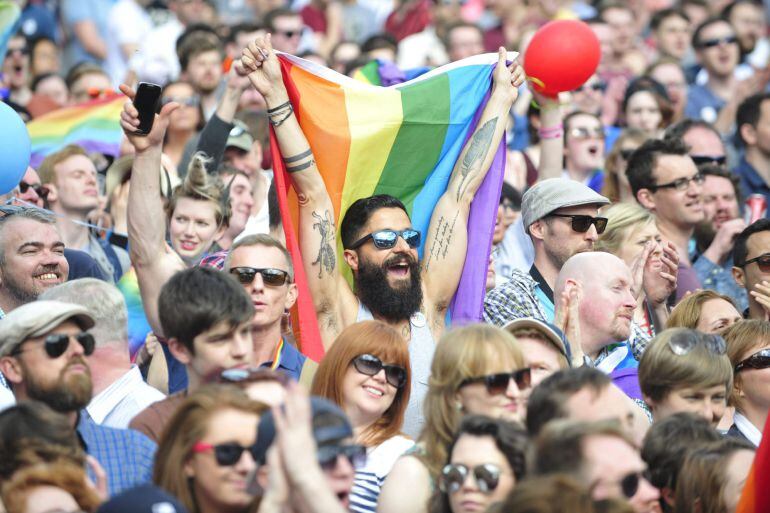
[422,48,525,320]
[241,36,358,348]
[534,93,563,181]
[118,84,186,337]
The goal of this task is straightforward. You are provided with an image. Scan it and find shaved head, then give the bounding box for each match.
[555,252,629,295]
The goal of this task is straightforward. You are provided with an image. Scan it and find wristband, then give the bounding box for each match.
[538,124,564,139]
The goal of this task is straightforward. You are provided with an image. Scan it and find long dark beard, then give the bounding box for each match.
[355,255,423,323]
[24,357,92,413]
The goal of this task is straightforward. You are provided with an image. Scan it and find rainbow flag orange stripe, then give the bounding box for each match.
[272,53,511,360]
[736,413,770,513]
[27,95,125,167]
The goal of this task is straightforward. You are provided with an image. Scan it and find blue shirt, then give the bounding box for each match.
[693,254,749,312]
[260,339,308,381]
[685,84,726,123]
[734,156,770,214]
[77,412,156,497]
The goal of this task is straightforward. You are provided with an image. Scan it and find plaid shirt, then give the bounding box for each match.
[78,412,156,497]
[483,269,651,364]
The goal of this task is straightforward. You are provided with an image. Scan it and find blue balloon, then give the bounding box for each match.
[0,101,29,196]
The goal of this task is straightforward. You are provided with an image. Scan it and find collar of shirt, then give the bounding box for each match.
[86,366,146,424]
[260,338,306,380]
[734,411,762,446]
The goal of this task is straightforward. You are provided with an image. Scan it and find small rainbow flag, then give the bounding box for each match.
[272,52,511,361]
[27,95,125,167]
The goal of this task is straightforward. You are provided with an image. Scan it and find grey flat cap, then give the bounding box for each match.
[0,300,95,357]
[521,178,609,232]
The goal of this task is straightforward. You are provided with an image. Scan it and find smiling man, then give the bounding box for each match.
[38,145,129,282]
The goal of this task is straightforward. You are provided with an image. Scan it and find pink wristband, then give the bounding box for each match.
[538,124,564,139]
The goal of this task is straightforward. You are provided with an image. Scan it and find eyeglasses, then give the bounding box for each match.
[690,155,726,167]
[347,229,421,250]
[161,96,200,107]
[459,368,532,394]
[12,332,95,359]
[667,331,726,356]
[229,267,291,286]
[650,172,705,192]
[698,36,738,49]
[574,81,606,93]
[742,253,770,272]
[352,353,407,388]
[547,213,608,234]
[274,29,302,38]
[568,127,605,140]
[317,443,367,470]
[192,441,258,466]
[735,348,770,373]
[438,464,503,494]
[18,181,49,200]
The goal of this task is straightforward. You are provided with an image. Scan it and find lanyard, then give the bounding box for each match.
[270,339,284,371]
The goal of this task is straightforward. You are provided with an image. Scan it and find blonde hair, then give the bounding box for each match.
[165,152,231,228]
[419,324,525,479]
[666,290,738,331]
[723,320,770,412]
[638,328,733,405]
[595,202,655,256]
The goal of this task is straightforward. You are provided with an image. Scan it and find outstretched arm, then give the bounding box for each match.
[119,84,186,337]
[241,37,358,348]
[422,48,525,323]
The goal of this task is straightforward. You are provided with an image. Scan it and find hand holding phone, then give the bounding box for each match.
[132,82,162,136]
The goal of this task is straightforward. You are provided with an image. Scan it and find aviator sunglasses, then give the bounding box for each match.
[439,464,504,494]
[12,332,95,359]
[347,229,421,250]
[352,353,408,388]
[458,368,532,394]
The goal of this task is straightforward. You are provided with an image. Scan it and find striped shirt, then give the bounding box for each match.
[350,435,415,513]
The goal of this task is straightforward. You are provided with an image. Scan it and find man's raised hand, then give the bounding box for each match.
[118,84,178,153]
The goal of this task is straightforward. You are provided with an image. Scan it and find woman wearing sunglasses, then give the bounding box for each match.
[638,328,733,427]
[724,320,770,447]
[378,324,528,513]
[154,384,267,513]
[311,321,412,513]
[428,415,527,513]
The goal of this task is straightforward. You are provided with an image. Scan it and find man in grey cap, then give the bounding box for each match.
[484,178,609,326]
[0,300,156,496]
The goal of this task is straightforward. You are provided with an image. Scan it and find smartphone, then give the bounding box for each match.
[133,82,162,136]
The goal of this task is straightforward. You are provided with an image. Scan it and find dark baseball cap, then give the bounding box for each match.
[96,485,188,513]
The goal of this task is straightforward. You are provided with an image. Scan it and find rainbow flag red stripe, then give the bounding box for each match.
[736,413,770,513]
[272,52,511,361]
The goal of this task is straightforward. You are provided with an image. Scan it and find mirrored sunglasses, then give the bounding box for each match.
[438,463,502,494]
[348,229,421,250]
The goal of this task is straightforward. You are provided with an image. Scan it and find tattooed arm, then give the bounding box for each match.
[241,36,358,349]
[422,49,525,329]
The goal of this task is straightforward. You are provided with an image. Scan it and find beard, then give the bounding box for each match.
[24,356,93,413]
[355,254,423,323]
[1,263,66,307]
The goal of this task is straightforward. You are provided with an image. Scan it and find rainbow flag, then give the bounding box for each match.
[27,95,125,167]
[736,413,770,513]
[272,52,512,361]
[0,1,20,62]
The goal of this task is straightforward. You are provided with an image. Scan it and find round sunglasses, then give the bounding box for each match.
[347,229,421,250]
[458,368,532,395]
[352,354,407,388]
[192,441,258,466]
[735,348,770,373]
[229,266,291,287]
[438,463,503,494]
[12,332,95,359]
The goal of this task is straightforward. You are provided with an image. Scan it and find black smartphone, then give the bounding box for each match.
[133,82,162,136]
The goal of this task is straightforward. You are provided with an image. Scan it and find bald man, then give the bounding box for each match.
[555,252,638,380]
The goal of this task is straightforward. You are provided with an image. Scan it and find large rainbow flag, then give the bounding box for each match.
[27,95,125,167]
[272,52,513,361]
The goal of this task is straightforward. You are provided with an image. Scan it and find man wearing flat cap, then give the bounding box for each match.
[0,300,156,497]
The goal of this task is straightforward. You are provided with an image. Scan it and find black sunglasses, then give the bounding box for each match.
[690,155,726,167]
[348,229,421,250]
[617,472,641,499]
[352,353,407,388]
[192,441,258,466]
[12,332,95,359]
[574,81,606,93]
[18,181,49,200]
[742,253,770,272]
[698,35,738,49]
[548,213,608,234]
[439,464,503,494]
[667,331,726,356]
[459,368,532,395]
[229,266,291,286]
[317,443,367,470]
[735,348,770,373]
[650,172,705,192]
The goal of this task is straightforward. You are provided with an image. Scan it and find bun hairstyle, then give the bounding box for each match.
[165,152,231,228]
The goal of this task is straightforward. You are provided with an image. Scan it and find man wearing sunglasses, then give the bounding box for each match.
[733,219,770,321]
[533,419,660,513]
[242,38,525,437]
[2,34,31,108]
[0,300,157,496]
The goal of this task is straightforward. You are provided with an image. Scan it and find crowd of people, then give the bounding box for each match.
[0,0,770,512]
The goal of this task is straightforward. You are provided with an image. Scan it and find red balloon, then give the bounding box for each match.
[523,20,601,98]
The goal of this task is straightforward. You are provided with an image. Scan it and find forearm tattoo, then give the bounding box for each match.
[456,117,497,201]
[312,210,336,277]
[285,148,316,173]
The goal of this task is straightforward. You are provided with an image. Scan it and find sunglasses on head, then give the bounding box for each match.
[735,348,770,373]
[18,181,49,200]
[12,332,95,359]
[438,464,503,494]
[742,253,770,272]
[698,35,738,49]
[667,331,726,356]
[352,353,407,388]
[459,368,532,395]
[690,155,726,167]
[347,229,421,250]
[317,443,367,470]
[229,266,291,286]
[192,441,258,466]
[547,213,608,234]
